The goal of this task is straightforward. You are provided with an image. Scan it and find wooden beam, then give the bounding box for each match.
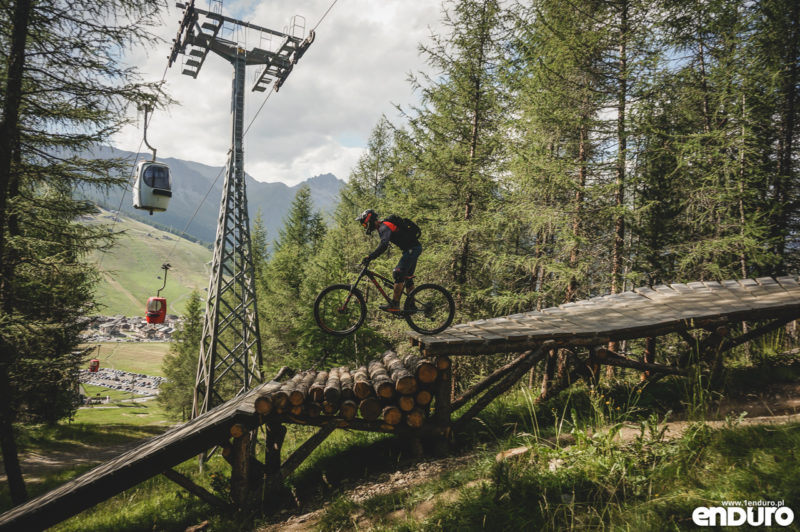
[719,315,797,353]
[280,421,337,479]
[162,469,232,510]
[453,344,550,432]
[451,351,531,411]
[594,348,687,376]
[432,361,453,456]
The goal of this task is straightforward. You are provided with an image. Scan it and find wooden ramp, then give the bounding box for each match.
[410,277,800,356]
[0,385,266,531]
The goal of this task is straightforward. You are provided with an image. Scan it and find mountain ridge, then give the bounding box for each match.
[82,146,345,244]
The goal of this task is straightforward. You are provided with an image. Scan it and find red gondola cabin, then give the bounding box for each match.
[89,359,100,372]
[146,297,167,324]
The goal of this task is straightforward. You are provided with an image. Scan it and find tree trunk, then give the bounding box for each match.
[0,0,33,506]
[773,0,799,268]
[608,1,628,379]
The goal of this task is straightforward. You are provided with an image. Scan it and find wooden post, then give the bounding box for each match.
[229,429,254,509]
[538,348,556,401]
[641,337,655,381]
[433,361,452,456]
[263,422,286,511]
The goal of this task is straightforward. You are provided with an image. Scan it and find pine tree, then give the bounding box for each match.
[259,186,327,368]
[0,0,167,502]
[396,0,508,316]
[159,291,203,420]
[497,0,607,311]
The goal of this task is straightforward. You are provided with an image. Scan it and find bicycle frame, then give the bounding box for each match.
[349,266,399,305]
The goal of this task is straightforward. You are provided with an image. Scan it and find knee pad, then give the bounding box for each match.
[393,268,405,283]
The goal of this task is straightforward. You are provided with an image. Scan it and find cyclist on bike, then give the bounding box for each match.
[356,209,422,313]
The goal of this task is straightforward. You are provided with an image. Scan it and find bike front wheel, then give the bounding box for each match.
[404,283,455,335]
[314,284,367,336]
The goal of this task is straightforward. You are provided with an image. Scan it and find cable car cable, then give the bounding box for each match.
[311,0,338,32]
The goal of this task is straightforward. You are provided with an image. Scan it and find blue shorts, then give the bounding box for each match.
[394,245,422,282]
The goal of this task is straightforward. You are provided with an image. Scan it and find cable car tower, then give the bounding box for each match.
[168,0,313,419]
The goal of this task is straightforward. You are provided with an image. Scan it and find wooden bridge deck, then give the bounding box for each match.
[410,277,800,356]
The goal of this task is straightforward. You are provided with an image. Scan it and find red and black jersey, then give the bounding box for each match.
[366,219,421,260]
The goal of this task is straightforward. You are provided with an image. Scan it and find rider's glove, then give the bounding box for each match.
[360,256,371,266]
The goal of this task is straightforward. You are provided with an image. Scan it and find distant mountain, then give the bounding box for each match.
[81,146,345,244]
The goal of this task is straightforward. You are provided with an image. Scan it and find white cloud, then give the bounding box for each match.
[113,0,444,185]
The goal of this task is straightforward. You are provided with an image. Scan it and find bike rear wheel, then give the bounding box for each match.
[314,284,367,336]
[404,283,455,335]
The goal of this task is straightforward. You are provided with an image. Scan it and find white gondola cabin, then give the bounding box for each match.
[133,161,172,214]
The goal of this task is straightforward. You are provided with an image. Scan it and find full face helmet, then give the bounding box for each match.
[356,209,378,234]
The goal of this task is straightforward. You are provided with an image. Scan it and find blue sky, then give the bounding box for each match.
[114,1,445,185]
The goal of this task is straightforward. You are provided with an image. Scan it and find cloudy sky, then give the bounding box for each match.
[113,1,446,185]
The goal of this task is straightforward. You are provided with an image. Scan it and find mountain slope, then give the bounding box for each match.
[89,208,211,316]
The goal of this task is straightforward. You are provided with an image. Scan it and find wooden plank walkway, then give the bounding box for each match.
[0,384,269,532]
[410,277,800,356]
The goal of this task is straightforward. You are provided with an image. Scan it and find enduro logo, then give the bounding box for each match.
[692,501,794,527]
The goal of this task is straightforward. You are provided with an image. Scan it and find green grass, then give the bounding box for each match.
[88,208,210,316]
[81,383,140,402]
[0,421,172,513]
[72,400,172,426]
[82,341,170,376]
[316,421,800,531]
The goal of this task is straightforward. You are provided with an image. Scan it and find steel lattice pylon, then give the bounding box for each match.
[192,52,261,417]
[167,1,313,419]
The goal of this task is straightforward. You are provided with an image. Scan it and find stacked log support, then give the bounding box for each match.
[274,374,302,414]
[406,408,425,428]
[402,354,438,384]
[324,367,341,404]
[340,400,357,420]
[382,405,402,425]
[254,381,284,415]
[339,367,355,400]
[368,360,394,399]
[309,371,328,403]
[398,395,415,412]
[306,402,322,418]
[291,371,316,406]
[322,401,338,416]
[415,388,433,407]
[251,353,448,434]
[383,351,417,395]
[359,396,382,421]
[353,366,373,399]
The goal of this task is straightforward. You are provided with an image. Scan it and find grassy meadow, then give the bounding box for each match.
[88,208,210,317]
[83,341,170,377]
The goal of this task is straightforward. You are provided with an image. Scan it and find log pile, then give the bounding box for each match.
[253,351,449,428]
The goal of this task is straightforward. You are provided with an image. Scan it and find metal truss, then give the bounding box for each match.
[167,1,313,418]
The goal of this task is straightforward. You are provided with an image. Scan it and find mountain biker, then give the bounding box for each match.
[356,209,422,313]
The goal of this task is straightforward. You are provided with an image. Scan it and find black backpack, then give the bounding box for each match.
[383,214,421,246]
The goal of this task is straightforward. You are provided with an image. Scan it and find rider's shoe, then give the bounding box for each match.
[380,301,401,313]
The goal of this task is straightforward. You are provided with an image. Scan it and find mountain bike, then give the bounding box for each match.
[314,263,455,336]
